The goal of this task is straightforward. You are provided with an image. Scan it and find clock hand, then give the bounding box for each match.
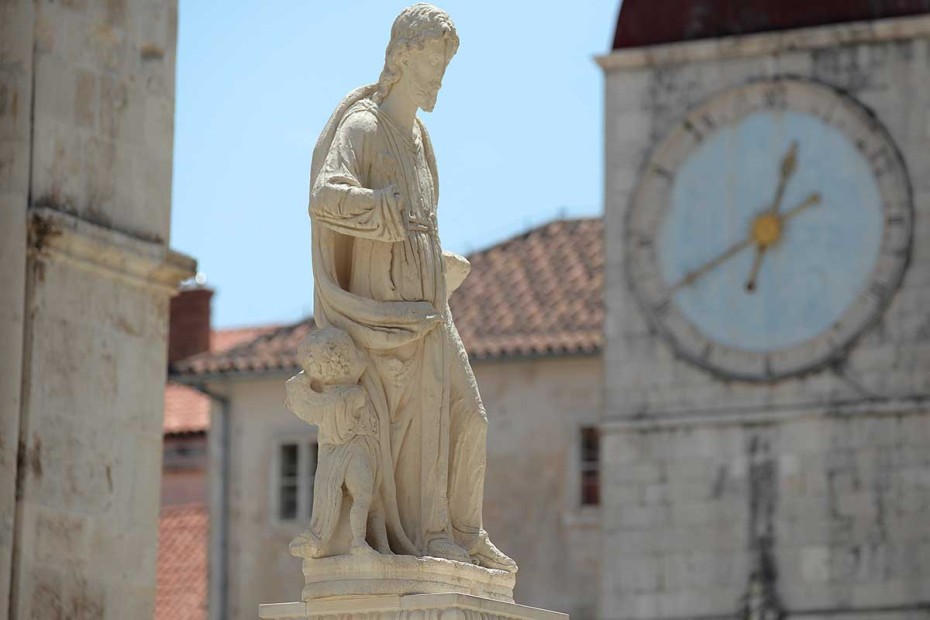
[782,191,822,221]
[745,247,767,292]
[670,236,754,292]
[672,191,822,294]
[744,192,822,292]
[743,143,801,293]
[770,141,798,215]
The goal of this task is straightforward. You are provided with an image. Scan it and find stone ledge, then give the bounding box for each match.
[603,396,930,431]
[260,593,568,620]
[302,554,515,603]
[596,13,930,70]
[27,206,195,295]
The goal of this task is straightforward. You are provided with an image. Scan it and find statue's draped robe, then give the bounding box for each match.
[309,85,487,556]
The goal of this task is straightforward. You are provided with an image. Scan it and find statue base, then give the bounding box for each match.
[258,593,568,620]
[300,554,516,602]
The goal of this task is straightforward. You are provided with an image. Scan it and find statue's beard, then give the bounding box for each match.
[413,78,440,112]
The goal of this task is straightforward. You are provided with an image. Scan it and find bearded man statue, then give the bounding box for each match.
[306,3,517,573]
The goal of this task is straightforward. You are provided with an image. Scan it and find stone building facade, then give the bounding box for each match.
[600,3,930,619]
[0,1,193,618]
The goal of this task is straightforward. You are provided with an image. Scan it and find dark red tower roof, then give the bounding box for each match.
[612,0,930,50]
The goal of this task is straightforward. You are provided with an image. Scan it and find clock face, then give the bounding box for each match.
[626,78,912,381]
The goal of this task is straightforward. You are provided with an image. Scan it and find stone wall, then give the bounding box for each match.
[216,354,603,620]
[601,414,930,618]
[0,1,193,618]
[600,16,930,620]
[0,3,35,617]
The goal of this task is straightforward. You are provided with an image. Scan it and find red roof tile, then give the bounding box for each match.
[155,504,208,620]
[451,218,603,360]
[211,325,280,352]
[163,383,210,435]
[169,218,604,379]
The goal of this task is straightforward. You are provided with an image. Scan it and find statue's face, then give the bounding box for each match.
[401,37,448,113]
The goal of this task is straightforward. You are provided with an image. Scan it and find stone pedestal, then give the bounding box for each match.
[301,555,515,603]
[259,593,568,620]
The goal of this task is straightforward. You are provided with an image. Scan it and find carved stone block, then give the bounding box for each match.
[301,555,515,603]
[259,593,567,620]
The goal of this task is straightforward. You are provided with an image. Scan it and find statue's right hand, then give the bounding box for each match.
[384,184,406,214]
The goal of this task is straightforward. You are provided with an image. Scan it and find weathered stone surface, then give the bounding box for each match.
[3,1,193,618]
[599,13,930,620]
[301,555,515,603]
[259,593,567,620]
[28,0,178,242]
[0,2,35,615]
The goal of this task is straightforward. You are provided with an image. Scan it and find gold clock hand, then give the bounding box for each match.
[782,191,822,221]
[743,143,801,293]
[670,236,754,292]
[745,247,766,292]
[744,192,822,292]
[770,141,798,215]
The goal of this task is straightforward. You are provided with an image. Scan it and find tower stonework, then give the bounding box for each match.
[599,5,930,620]
[0,2,193,618]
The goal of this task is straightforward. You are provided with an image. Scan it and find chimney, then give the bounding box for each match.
[168,287,214,364]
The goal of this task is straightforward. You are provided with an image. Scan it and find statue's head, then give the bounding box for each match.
[297,327,366,388]
[373,3,459,112]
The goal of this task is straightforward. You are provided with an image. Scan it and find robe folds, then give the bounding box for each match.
[308,84,488,556]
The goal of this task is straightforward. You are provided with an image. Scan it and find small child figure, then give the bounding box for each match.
[285,326,389,558]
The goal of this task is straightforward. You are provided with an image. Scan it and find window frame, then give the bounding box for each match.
[271,436,319,524]
[579,425,601,507]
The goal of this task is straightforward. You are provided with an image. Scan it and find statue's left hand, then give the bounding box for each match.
[443,251,471,299]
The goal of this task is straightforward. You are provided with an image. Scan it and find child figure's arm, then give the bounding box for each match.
[285,371,339,426]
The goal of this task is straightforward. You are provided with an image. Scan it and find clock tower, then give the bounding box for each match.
[599,2,930,619]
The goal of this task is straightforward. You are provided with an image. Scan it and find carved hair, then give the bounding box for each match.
[297,327,363,386]
[372,3,459,104]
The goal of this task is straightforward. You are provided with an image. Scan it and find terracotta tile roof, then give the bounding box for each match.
[163,383,211,435]
[169,218,603,379]
[451,218,603,360]
[211,325,280,353]
[155,504,208,620]
[163,325,278,434]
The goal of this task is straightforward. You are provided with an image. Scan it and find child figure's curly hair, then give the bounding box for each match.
[297,327,363,386]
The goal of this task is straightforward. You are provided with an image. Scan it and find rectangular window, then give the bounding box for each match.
[276,440,319,521]
[580,426,600,506]
[279,443,299,520]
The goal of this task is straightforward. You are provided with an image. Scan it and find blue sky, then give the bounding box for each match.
[170,1,621,328]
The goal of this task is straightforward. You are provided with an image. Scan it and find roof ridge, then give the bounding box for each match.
[169,216,604,379]
[464,216,600,261]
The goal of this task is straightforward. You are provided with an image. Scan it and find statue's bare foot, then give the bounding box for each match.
[349,541,378,556]
[425,537,471,563]
[468,530,517,573]
[289,530,322,558]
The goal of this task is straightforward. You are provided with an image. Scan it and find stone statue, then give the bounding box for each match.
[285,327,390,559]
[294,2,517,577]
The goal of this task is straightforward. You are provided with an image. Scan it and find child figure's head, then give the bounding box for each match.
[297,327,366,389]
